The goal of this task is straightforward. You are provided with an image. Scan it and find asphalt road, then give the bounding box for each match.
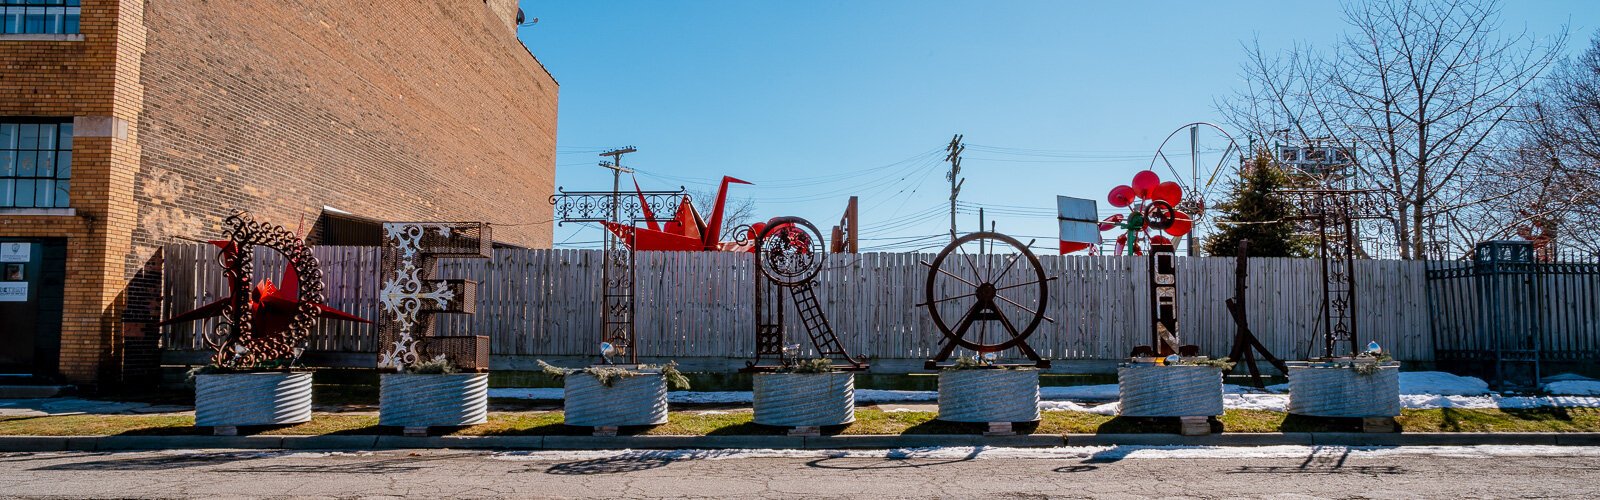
[2,446,1599,499]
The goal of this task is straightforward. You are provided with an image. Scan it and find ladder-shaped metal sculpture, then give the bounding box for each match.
[790,281,854,363]
[747,216,866,371]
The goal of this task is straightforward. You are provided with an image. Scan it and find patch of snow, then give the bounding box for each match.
[1263,383,1289,393]
[1400,371,1491,396]
[1544,380,1600,396]
[1225,394,1290,412]
[1400,394,1600,409]
[1041,401,1119,415]
[1542,373,1595,382]
[1040,385,1120,401]
[883,408,922,413]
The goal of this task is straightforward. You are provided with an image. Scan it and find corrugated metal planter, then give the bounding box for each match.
[194,372,313,427]
[753,372,856,427]
[563,371,669,427]
[1118,364,1224,417]
[378,373,490,427]
[937,369,1040,423]
[1287,363,1401,417]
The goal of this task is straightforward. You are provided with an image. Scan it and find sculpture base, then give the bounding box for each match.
[563,372,669,427]
[1117,364,1224,417]
[753,373,856,427]
[937,369,1041,423]
[378,373,490,428]
[194,372,313,428]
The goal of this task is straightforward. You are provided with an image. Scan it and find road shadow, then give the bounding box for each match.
[29,451,277,471]
[540,450,728,475]
[804,447,981,470]
[210,453,474,474]
[1228,446,1406,475]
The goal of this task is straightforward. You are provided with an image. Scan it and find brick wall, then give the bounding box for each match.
[0,0,145,388]
[131,0,558,259]
[0,0,557,387]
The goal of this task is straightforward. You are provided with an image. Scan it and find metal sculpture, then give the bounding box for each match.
[160,211,368,367]
[1147,122,1244,255]
[1101,170,1194,256]
[919,231,1055,368]
[1279,188,1385,359]
[830,196,859,254]
[376,222,492,371]
[550,161,695,363]
[1131,240,1198,358]
[747,216,867,371]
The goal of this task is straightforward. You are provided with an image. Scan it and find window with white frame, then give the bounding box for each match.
[0,120,73,208]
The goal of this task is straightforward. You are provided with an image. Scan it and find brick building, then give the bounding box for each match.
[0,0,558,389]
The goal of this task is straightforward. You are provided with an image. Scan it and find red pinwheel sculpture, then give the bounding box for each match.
[1101,170,1194,255]
[160,212,369,367]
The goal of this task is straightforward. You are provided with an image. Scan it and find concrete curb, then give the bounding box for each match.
[3,432,1597,452]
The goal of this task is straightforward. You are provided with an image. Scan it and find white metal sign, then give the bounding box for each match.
[0,282,26,302]
[0,242,28,263]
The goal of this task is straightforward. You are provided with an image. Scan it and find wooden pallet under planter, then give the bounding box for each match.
[752,372,856,430]
[937,369,1040,426]
[563,371,669,429]
[194,372,313,432]
[378,373,490,432]
[1287,362,1401,419]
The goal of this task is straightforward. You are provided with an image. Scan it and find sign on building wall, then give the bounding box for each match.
[0,282,27,302]
[0,242,29,263]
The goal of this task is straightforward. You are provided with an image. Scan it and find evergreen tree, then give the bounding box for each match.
[1202,149,1312,257]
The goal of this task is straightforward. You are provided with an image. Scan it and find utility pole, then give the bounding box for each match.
[598,146,637,363]
[945,134,964,241]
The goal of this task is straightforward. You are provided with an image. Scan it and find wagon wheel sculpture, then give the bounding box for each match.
[748,216,868,371]
[920,232,1055,369]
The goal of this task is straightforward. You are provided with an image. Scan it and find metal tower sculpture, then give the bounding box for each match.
[376,222,492,371]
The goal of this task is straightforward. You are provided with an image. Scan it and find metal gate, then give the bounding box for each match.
[1426,241,1600,389]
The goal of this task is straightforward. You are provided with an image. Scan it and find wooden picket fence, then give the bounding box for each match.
[160,243,1443,367]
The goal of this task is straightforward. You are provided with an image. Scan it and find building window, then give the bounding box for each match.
[1,0,80,35]
[0,120,72,208]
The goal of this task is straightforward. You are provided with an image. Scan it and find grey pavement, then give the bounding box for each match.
[1,446,1598,499]
[0,398,191,417]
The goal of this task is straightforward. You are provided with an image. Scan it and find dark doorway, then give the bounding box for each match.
[0,238,66,380]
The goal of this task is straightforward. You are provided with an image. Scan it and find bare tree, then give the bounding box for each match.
[1466,33,1600,258]
[690,188,758,239]
[1222,0,1566,259]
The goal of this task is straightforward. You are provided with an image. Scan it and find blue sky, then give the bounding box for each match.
[516,1,1588,252]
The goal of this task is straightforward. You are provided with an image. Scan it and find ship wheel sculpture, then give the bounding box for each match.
[920,232,1055,369]
[747,216,867,371]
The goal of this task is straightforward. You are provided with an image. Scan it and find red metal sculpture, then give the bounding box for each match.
[602,176,756,252]
[1101,170,1194,255]
[161,212,369,367]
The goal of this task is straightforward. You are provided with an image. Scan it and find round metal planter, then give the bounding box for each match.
[194,372,313,427]
[1287,363,1401,418]
[379,373,490,427]
[1117,364,1224,417]
[937,369,1040,423]
[563,372,669,427]
[753,372,856,427]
